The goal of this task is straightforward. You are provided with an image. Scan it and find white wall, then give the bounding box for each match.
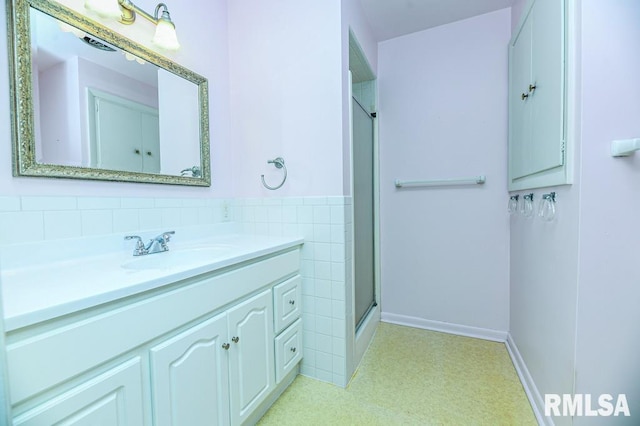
[508,2,581,424]
[227,0,345,198]
[378,9,511,333]
[0,0,233,197]
[510,2,640,424]
[574,1,640,423]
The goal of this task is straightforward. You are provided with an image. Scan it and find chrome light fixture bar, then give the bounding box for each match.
[84,0,180,51]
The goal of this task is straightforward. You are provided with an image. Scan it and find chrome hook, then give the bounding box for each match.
[261,157,287,190]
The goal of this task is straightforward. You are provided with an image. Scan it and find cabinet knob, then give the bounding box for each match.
[146,151,153,156]
[222,343,230,350]
[521,93,529,101]
[134,149,141,154]
[529,84,537,93]
[290,347,296,353]
[231,336,240,343]
[289,300,295,305]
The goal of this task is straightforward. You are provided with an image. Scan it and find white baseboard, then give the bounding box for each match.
[381,312,508,342]
[505,333,553,426]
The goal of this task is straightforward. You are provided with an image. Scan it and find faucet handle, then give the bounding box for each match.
[125,235,147,256]
[162,231,175,242]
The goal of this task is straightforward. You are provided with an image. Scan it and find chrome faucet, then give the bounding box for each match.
[125,231,175,256]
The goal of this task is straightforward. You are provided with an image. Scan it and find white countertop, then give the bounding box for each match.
[1,229,303,332]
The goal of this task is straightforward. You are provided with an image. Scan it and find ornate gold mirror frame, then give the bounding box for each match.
[7,0,211,186]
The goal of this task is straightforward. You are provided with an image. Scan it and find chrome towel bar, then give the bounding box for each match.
[394,175,486,188]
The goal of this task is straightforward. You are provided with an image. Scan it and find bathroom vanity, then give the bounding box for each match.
[1,230,303,425]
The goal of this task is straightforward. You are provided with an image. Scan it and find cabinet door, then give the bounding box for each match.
[227,289,274,426]
[13,358,144,426]
[509,12,533,181]
[529,0,565,174]
[150,313,230,426]
[508,0,567,190]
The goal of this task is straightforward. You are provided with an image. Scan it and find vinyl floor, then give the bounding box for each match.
[258,322,537,425]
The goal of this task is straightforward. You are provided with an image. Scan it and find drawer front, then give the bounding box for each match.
[12,357,144,426]
[274,319,302,384]
[273,275,302,334]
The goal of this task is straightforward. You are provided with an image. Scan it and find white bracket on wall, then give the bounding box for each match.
[611,138,640,157]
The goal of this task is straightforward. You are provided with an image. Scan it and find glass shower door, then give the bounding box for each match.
[352,97,375,330]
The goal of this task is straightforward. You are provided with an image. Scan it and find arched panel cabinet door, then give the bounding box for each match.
[226,289,275,426]
[12,358,145,425]
[150,313,230,426]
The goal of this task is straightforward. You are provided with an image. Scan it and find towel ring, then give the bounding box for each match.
[261,157,287,190]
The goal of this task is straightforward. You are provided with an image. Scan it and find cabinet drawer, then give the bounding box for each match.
[273,275,302,334]
[13,357,144,426]
[274,319,302,384]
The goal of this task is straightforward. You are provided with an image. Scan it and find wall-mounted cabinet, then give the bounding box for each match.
[508,0,569,190]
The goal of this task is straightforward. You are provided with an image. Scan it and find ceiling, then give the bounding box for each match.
[359,0,515,41]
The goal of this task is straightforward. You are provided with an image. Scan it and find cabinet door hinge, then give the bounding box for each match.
[561,140,566,165]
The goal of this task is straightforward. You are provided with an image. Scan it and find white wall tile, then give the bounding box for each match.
[120,198,154,209]
[315,369,333,383]
[0,212,44,244]
[314,261,331,280]
[304,197,327,206]
[331,282,345,301]
[330,243,345,262]
[315,279,332,299]
[297,206,313,223]
[315,298,332,317]
[332,353,345,373]
[113,209,140,233]
[332,319,346,338]
[282,206,297,223]
[155,198,183,208]
[77,197,120,210]
[313,224,331,243]
[316,315,332,335]
[44,211,82,240]
[314,243,331,262]
[332,300,346,320]
[139,209,163,230]
[330,207,345,225]
[180,208,199,227]
[81,210,114,236]
[22,196,77,211]
[316,334,332,354]
[0,197,21,211]
[161,208,181,228]
[331,263,346,283]
[182,198,207,208]
[313,206,331,224]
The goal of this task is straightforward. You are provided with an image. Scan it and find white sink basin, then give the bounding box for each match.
[121,245,234,270]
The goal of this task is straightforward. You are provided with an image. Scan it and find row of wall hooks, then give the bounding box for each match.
[509,191,557,222]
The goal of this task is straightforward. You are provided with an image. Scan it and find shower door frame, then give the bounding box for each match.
[348,71,381,370]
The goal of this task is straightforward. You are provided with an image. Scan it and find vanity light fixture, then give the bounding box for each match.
[84,0,122,19]
[84,0,180,51]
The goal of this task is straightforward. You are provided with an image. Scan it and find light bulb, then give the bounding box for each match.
[153,19,180,50]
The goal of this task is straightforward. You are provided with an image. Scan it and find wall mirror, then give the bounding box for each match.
[7,0,211,186]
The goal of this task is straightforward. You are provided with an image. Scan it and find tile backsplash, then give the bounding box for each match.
[0,196,232,245]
